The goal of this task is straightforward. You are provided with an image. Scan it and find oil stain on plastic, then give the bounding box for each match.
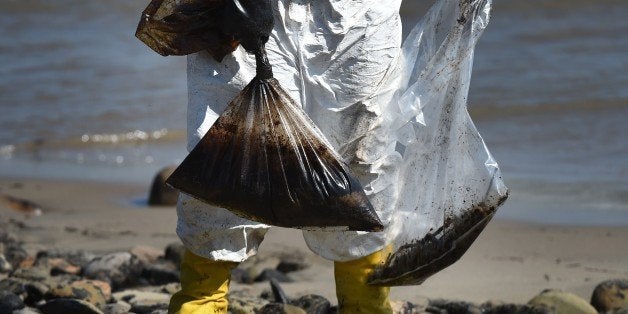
[368,194,508,286]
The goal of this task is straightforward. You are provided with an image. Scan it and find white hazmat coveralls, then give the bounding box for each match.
[178,0,402,262]
[177,0,504,266]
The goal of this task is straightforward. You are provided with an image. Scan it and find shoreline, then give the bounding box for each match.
[1,175,627,305]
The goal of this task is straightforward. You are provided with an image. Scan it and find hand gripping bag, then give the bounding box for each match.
[141,0,384,232]
[365,0,508,286]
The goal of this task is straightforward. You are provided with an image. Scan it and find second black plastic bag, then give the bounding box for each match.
[166,51,383,232]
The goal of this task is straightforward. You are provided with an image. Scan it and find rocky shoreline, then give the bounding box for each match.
[1,176,628,314]
[1,218,627,314]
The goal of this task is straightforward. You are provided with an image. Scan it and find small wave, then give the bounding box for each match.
[0,145,16,158]
[80,129,170,144]
[4,128,186,158]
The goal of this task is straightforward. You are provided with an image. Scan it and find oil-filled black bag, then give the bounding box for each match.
[141,0,383,231]
[166,50,383,231]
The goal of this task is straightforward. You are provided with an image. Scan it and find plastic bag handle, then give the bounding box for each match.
[255,46,273,80]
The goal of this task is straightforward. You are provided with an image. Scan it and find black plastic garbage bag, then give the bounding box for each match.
[156,0,383,231]
[166,50,383,231]
[135,0,238,60]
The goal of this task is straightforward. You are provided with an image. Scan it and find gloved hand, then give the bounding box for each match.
[219,0,274,53]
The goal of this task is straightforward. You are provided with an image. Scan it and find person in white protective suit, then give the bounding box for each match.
[169,0,505,313]
[167,0,445,312]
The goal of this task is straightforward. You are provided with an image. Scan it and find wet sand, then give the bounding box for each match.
[1,176,627,305]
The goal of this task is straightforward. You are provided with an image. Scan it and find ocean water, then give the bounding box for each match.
[1,0,627,225]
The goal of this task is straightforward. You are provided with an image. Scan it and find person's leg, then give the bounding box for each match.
[333,245,393,314]
[303,228,393,313]
[168,250,238,314]
[169,194,269,314]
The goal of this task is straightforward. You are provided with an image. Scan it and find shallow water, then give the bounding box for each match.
[1,0,626,224]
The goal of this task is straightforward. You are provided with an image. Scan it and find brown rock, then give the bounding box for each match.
[47,280,109,308]
[591,279,628,313]
[391,300,426,314]
[39,298,103,314]
[290,295,331,314]
[90,280,112,301]
[258,303,307,314]
[130,245,163,265]
[48,258,81,276]
[0,253,12,273]
[18,255,35,269]
[164,242,185,265]
[148,166,178,206]
[528,289,597,314]
[229,291,268,314]
[102,301,132,314]
[429,299,482,314]
[84,252,142,290]
[24,281,49,305]
[112,290,170,314]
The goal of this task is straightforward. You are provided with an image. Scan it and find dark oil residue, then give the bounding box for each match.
[368,194,508,286]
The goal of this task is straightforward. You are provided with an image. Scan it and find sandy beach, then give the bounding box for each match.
[2,176,626,307]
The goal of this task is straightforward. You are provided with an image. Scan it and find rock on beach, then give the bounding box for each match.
[528,289,597,314]
[84,252,142,290]
[591,279,628,313]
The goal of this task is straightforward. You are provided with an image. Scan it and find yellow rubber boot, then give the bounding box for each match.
[168,250,238,314]
[334,246,393,314]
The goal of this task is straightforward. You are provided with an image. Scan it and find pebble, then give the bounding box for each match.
[164,243,185,266]
[4,242,28,269]
[37,250,96,270]
[482,302,549,314]
[112,290,170,314]
[13,307,43,314]
[47,258,81,276]
[591,279,628,313]
[39,298,104,314]
[84,252,142,290]
[102,301,132,314]
[528,289,597,314]
[130,245,164,265]
[46,279,109,308]
[24,281,49,305]
[229,291,269,314]
[233,256,288,285]
[429,299,482,314]
[141,261,180,285]
[258,302,307,314]
[0,277,28,296]
[148,166,178,206]
[11,266,49,282]
[0,290,25,312]
[290,295,331,314]
[231,267,254,284]
[390,300,427,314]
[0,253,12,273]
